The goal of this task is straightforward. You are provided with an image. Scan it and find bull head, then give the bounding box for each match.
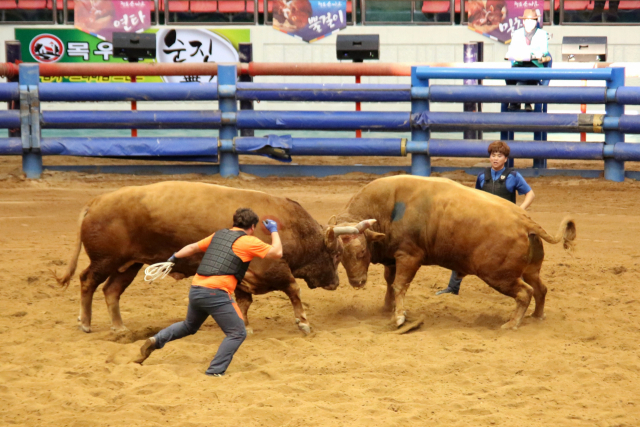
[293,222,364,292]
[328,217,385,288]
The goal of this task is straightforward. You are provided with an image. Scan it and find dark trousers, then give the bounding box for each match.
[154,286,247,376]
[448,271,463,292]
[592,1,618,21]
[506,62,541,109]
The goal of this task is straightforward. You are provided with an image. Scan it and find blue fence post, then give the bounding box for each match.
[19,63,42,179]
[532,102,547,169]
[411,67,430,176]
[500,102,515,168]
[218,64,239,177]
[604,67,625,182]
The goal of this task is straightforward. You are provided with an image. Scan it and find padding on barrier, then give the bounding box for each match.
[41,137,219,160]
[411,111,600,133]
[0,138,24,155]
[235,135,292,162]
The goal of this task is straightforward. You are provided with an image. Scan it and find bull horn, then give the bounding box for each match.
[355,219,377,232]
[332,226,360,236]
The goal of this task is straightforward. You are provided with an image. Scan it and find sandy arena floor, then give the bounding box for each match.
[1,156,639,427]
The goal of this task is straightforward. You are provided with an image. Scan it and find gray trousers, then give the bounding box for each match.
[448,271,463,292]
[154,286,247,376]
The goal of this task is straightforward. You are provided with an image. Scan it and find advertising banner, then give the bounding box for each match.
[74,0,152,41]
[273,0,347,43]
[467,0,543,44]
[157,28,241,83]
[15,28,250,83]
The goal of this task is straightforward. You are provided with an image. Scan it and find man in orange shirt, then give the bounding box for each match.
[134,208,283,376]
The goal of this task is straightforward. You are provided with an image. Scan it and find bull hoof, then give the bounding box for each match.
[245,326,254,335]
[78,324,91,333]
[396,315,406,327]
[298,323,312,335]
[530,313,546,321]
[501,321,519,330]
[111,325,130,333]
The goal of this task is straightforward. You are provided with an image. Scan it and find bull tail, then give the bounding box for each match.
[52,204,90,289]
[528,216,576,254]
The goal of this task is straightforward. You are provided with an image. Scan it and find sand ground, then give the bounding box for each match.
[1,156,640,427]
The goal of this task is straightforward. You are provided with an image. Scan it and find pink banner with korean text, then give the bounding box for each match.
[75,0,152,42]
[467,0,543,44]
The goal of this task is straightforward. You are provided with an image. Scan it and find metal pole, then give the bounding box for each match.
[476,41,483,140]
[263,0,269,24]
[449,0,454,24]
[604,67,625,182]
[218,64,239,177]
[19,64,42,179]
[129,57,139,137]
[354,58,363,138]
[411,66,430,176]
[238,43,254,137]
[463,42,478,140]
[500,102,515,168]
[580,80,587,142]
[532,103,547,169]
[355,73,362,138]
[352,0,357,25]
[253,0,258,24]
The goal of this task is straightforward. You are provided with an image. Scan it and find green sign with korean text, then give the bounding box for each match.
[15,28,250,83]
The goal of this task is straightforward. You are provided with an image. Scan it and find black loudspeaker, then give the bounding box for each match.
[113,32,156,61]
[336,34,379,62]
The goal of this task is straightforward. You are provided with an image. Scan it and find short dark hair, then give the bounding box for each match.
[233,207,259,229]
[487,140,510,157]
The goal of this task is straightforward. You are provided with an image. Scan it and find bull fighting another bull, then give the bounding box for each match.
[331,175,577,330]
[54,181,368,335]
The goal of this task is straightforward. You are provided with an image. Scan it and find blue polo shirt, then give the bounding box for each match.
[475,167,532,195]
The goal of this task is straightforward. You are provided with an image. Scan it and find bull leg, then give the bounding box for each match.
[234,287,254,334]
[392,253,423,327]
[102,263,142,332]
[487,277,534,330]
[78,262,112,333]
[383,265,396,313]
[283,280,311,335]
[523,235,546,320]
[523,268,547,320]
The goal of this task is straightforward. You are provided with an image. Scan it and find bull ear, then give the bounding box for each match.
[364,229,386,242]
[328,215,337,226]
[324,227,336,244]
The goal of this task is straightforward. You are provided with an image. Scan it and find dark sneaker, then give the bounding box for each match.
[133,337,156,364]
[435,287,459,296]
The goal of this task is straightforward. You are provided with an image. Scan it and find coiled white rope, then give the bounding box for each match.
[144,262,175,282]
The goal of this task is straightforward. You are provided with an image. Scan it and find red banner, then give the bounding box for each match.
[75,0,152,42]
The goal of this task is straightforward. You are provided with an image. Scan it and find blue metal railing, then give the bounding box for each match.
[3,63,640,181]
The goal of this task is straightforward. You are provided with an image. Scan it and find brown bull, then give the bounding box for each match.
[55,181,363,335]
[331,175,576,330]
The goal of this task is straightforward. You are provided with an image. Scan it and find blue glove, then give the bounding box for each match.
[263,219,278,233]
[168,253,178,263]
